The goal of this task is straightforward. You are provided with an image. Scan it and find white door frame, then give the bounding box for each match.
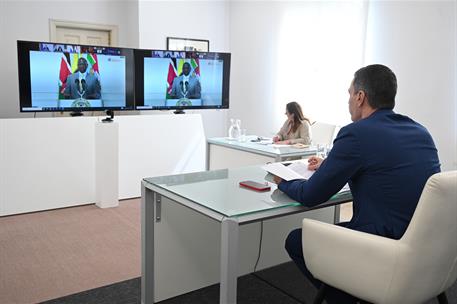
[49,19,119,46]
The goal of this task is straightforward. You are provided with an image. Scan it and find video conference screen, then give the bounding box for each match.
[135,50,230,110]
[17,41,135,112]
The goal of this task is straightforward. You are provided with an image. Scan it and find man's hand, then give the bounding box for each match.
[308,156,324,171]
[273,175,283,185]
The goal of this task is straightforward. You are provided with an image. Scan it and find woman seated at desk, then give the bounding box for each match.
[273,101,312,145]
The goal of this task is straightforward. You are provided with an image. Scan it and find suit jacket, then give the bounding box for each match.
[278,109,441,239]
[170,75,201,99]
[64,73,101,99]
[276,120,312,144]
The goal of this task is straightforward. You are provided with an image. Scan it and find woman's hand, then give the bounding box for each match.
[308,156,324,171]
[272,135,280,143]
[276,140,291,145]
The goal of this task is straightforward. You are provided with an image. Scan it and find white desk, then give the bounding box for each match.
[141,165,352,303]
[207,136,317,170]
[0,114,205,216]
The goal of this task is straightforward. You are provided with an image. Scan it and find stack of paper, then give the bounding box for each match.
[262,161,350,193]
[262,162,314,181]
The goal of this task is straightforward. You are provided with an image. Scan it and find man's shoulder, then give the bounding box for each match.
[189,75,199,82]
[340,110,430,141]
[337,111,394,138]
[86,73,99,82]
[171,77,178,86]
[349,110,419,128]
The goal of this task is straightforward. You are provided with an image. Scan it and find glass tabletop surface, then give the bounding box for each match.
[208,136,317,156]
[143,166,350,218]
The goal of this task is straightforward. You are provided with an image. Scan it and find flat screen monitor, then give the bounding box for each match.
[17,40,135,112]
[135,49,230,110]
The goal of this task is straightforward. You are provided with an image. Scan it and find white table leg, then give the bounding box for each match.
[141,185,155,304]
[333,205,340,224]
[220,217,239,304]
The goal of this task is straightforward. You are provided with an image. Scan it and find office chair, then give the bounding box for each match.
[310,122,337,147]
[301,171,457,304]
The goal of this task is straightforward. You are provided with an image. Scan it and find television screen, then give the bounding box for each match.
[17,41,135,112]
[135,50,230,110]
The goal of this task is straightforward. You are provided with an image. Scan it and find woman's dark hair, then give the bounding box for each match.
[353,64,397,109]
[286,101,311,134]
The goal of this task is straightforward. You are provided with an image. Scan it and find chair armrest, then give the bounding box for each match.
[302,219,402,302]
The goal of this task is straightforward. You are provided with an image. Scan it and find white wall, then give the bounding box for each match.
[228,1,367,138]
[365,0,457,171]
[228,0,456,170]
[0,0,139,119]
[138,0,231,138]
[228,1,283,138]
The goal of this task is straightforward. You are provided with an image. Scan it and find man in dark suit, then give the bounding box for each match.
[274,64,441,303]
[170,62,201,99]
[64,57,101,100]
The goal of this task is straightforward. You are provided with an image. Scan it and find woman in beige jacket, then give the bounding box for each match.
[273,101,312,145]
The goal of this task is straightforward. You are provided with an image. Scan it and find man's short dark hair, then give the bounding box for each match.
[353,64,397,109]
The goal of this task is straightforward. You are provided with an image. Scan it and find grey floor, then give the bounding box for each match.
[41,261,457,304]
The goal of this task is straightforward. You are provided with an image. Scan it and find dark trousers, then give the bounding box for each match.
[285,226,359,304]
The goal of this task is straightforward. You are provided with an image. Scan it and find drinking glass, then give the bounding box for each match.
[239,129,247,142]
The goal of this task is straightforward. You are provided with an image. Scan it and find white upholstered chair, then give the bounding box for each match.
[302,171,457,304]
[310,122,337,146]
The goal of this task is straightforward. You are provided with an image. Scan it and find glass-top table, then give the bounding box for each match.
[143,165,350,219]
[207,136,317,162]
[141,165,352,304]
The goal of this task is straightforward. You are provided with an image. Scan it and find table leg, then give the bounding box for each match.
[206,142,210,171]
[220,217,239,304]
[141,185,155,304]
[333,205,341,224]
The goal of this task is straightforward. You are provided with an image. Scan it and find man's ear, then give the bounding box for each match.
[356,90,366,107]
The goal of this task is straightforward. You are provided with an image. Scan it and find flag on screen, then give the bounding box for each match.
[86,53,100,79]
[166,58,177,98]
[190,58,200,77]
[176,59,185,76]
[58,53,71,99]
[71,53,80,73]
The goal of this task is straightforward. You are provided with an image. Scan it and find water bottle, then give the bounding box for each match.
[228,118,241,140]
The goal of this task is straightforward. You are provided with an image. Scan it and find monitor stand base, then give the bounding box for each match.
[102,110,114,123]
[70,111,83,117]
[173,109,185,114]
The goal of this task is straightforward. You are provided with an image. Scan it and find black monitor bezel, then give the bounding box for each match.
[134,49,230,111]
[17,40,135,113]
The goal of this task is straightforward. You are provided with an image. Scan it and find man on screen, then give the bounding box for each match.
[64,57,101,100]
[170,62,201,99]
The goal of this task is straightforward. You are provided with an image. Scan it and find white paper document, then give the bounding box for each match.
[269,144,290,148]
[287,162,314,180]
[259,138,273,145]
[262,161,350,193]
[339,183,350,193]
[262,162,313,181]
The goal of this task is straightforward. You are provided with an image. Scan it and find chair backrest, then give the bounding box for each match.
[310,122,336,146]
[388,171,457,303]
